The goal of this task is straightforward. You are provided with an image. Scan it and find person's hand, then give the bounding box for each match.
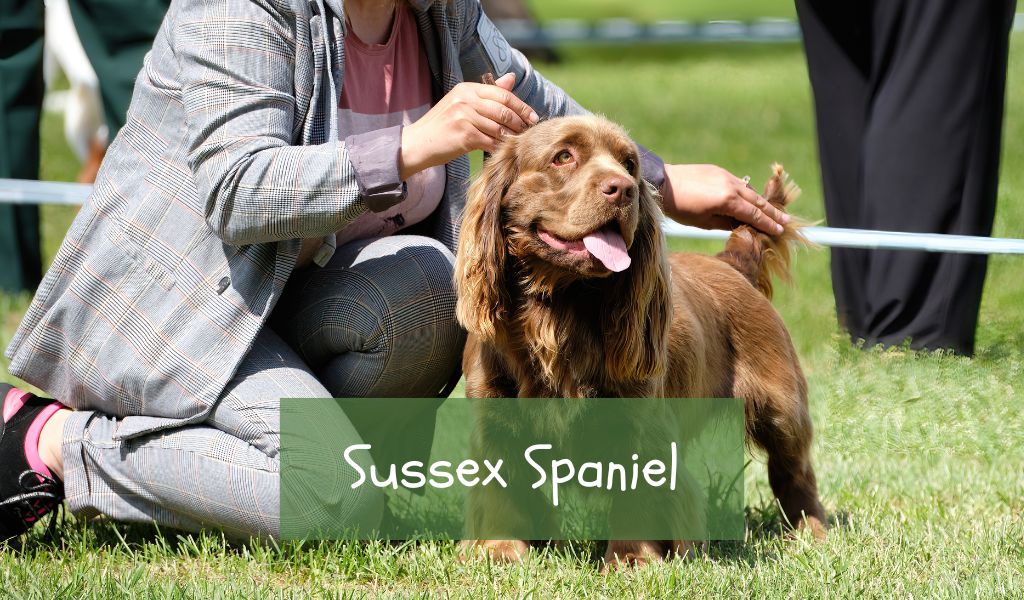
[399,73,539,180]
[660,163,790,234]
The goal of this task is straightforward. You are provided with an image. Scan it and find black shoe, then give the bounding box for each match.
[0,383,65,544]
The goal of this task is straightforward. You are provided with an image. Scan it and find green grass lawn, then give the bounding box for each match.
[528,0,796,22]
[2,29,1024,600]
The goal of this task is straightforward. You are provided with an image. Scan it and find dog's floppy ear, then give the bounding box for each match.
[455,140,519,344]
[601,179,671,382]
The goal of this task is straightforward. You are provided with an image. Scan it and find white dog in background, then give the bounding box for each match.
[43,0,107,182]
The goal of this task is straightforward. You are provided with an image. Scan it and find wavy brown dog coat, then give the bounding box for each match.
[455,115,826,567]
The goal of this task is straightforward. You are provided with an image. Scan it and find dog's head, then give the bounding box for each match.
[456,115,670,380]
[470,115,650,278]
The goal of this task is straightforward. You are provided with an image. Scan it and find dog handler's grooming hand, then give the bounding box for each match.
[400,73,539,180]
[661,163,790,235]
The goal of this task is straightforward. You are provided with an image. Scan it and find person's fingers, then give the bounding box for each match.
[729,194,784,235]
[465,111,506,151]
[476,83,540,125]
[476,98,529,133]
[494,72,516,89]
[737,184,790,225]
[475,130,501,154]
[469,109,507,139]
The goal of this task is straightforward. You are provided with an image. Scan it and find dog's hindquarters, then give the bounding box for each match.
[686,164,827,536]
[665,253,826,538]
[729,332,827,538]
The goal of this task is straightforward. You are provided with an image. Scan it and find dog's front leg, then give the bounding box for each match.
[603,412,708,570]
[460,460,557,563]
[459,401,560,563]
[603,540,668,570]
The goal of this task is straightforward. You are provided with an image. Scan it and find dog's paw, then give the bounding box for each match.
[458,539,531,563]
[796,515,828,541]
[602,541,666,572]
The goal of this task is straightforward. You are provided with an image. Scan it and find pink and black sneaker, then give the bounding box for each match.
[0,383,65,544]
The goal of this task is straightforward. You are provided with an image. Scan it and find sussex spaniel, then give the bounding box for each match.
[455,115,826,567]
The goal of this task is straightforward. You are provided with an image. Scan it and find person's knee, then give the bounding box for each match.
[336,236,464,395]
[380,237,462,376]
[357,236,460,345]
[391,235,456,268]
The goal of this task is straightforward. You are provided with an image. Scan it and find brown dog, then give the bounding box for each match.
[455,115,826,567]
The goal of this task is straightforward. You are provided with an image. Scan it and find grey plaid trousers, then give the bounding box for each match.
[61,235,463,540]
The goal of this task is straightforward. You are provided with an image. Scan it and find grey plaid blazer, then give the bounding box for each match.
[6,0,662,440]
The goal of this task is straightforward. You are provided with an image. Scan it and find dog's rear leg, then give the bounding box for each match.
[746,387,827,539]
[764,437,826,539]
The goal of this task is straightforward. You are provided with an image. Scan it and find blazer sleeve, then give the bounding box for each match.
[456,1,667,192]
[175,0,401,245]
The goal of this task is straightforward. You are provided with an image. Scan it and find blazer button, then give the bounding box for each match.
[216,276,230,294]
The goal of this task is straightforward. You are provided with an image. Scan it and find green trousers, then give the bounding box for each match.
[0,0,168,293]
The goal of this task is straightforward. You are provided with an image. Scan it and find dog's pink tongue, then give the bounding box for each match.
[583,229,631,272]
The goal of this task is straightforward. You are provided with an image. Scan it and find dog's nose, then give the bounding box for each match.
[599,175,635,205]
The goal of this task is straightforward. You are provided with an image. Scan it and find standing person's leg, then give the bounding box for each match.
[270,235,465,466]
[2,328,382,542]
[0,0,44,293]
[67,0,169,136]
[860,0,1016,354]
[794,0,873,337]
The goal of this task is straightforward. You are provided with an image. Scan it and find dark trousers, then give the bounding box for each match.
[0,0,44,292]
[795,0,1017,354]
[0,0,168,293]
[66,0,170,134]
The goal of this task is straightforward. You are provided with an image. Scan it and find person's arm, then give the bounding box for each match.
[660,164,789,234]
[456,1,788,234]
[175,0,400,246]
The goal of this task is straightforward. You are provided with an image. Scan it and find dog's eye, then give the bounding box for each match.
[623,158,637,174]
[553,150,575,166]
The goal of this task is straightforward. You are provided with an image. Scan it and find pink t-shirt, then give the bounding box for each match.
[299,5,445,267]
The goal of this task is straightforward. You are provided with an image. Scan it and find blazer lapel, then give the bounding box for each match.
[304,11,327,144]
[411,1,462,97]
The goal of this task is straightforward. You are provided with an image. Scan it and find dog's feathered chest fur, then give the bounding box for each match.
[477,275,661,399]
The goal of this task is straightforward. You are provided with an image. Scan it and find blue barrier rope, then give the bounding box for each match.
[3,178,1022,254]
[493,15,1023,48]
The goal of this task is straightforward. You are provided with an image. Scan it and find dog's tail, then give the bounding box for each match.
[716,164,806,300]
